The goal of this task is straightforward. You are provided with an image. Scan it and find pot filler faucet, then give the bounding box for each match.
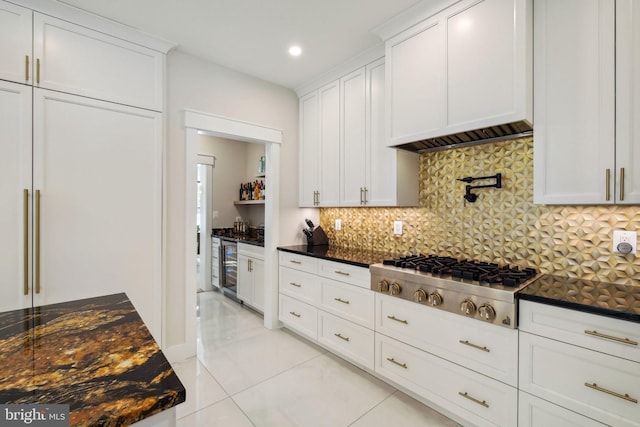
[457,173,502,203]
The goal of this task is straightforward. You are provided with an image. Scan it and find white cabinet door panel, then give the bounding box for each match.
[518,391,606,427]
[298,91,319,207]
[340,68,367,206]
[387,16,446,144]
[34,14,164,111]
[533,0,615,204]
[319,81,340,206]
[32,89,162,338]
[0,81,32,312]
[0,0,32,85]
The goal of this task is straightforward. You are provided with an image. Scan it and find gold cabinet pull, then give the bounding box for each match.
[359,187,364,205]
[458,392,489,408]
[459,340,490,353]
[363,187,368,205]
[334,297,350,305]
[35,189,41,294]
[606,169,611,201]
[23,189,29,295]
[289,311,301,318]
[289,282,301,288]
[25,55,29,82]
[620,167,625,201]
[334,333,350,342]
[248,259,253,272]
[584,330,638,346]
[585,383,638,404]
[386,357,407,369]
[289,260,302,264]
[334,270,350,276]
[36,58,40,85]
[387,315,408,324]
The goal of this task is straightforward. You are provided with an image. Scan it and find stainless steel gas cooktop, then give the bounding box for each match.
[370,255,539,328]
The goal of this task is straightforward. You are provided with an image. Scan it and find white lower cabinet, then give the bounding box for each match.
[519,300,640,427]
[318,311,374,369]
[376,333,517,427]
[237,243,264,312]
[279,293,318,341]
[518,391,606,427]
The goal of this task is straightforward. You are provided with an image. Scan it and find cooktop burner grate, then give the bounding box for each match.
[382,254,537,287]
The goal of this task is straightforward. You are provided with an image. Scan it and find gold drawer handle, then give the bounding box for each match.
[289,260,302,264]
[458,392,489,408]
[335,270,350,276]
[584,330,638,346]
[334,297,350,305]
[289,311,301,318]
[585,383,638,404]
[459,340,490,353]
[334,333,350,342]
[386,357,407,369]
[289,282,302,288]
[387,315,408,324]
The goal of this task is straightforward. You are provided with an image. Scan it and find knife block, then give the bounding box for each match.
[306,226,328,246]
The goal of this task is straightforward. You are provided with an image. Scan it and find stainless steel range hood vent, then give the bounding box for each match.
[393,120,533,153]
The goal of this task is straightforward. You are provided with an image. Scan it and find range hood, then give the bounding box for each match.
[393,120,533,154]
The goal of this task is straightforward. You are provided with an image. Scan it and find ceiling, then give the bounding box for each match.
[57,0,422,89]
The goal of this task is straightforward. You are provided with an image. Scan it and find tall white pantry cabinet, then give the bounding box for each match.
[0,0,170,342]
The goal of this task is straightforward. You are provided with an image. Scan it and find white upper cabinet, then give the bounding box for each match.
[0,0,33,85]
[615,0,640,203]
[386,15,446,144]
[318,81,341,206]
[383,0,532,147]
[33,13,165,111]
[299,91,320,207]
[533,0,632,204]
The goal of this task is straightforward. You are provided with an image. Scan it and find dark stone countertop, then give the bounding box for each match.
[277,245,394,268]
[519,274,640,323]
[211,230,264,247]
[0,293,185,427]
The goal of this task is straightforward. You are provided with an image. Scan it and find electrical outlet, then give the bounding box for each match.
[613,230,637,254]
[335,219,342,231]
[394,221,403,235]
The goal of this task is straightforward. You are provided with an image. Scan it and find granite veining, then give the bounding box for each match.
[0,293,185,427]
[520,275,640,323]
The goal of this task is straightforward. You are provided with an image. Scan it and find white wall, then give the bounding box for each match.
[165,50,316,352]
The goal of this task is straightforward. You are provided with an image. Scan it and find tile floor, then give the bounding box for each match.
[172,290,461,427]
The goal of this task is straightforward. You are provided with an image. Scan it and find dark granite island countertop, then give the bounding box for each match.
[0,293,185,426]
[277,245,394,268]
[519,275,640,324]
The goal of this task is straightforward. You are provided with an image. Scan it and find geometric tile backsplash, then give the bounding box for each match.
[320,136,640,285]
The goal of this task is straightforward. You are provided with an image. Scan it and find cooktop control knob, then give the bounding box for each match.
[378,280,390,293]
[460,299,476,316]
[414,289,427,303]
[389,282,402,296]
[428,292,443,307]
[478,304,496,322]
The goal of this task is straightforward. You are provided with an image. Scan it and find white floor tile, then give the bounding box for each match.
[232,353,395,427]
[172,356,228,419]
[350,391,462,427]
[176,398,254,427]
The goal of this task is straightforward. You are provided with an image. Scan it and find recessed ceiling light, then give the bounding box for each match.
[289,45,302,57]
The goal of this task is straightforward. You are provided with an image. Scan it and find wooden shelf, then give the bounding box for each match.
[234,200,265,205]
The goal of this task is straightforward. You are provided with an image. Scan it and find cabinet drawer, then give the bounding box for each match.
[238,242,264,260]
[520,331,640,427]
[520,300,640,363]
[376,294,518,385]
[320,279,374,328]
[318,311,374,370]
[279,294,318,340]
[375,333,517,427]
[318,259,369,288]
[279,251,318,274]
[518,391,606,427]
[279,267,321,306]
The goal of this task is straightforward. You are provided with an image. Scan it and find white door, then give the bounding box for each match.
[340,67,367,206]
[252,257,265,312]
[237,254,251,303]
[299,91,320,207]
[32,89,162,338]
[319,80,341,206]
[0,0,32,85]
[0,80,32,312]
[533,0,615,204]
